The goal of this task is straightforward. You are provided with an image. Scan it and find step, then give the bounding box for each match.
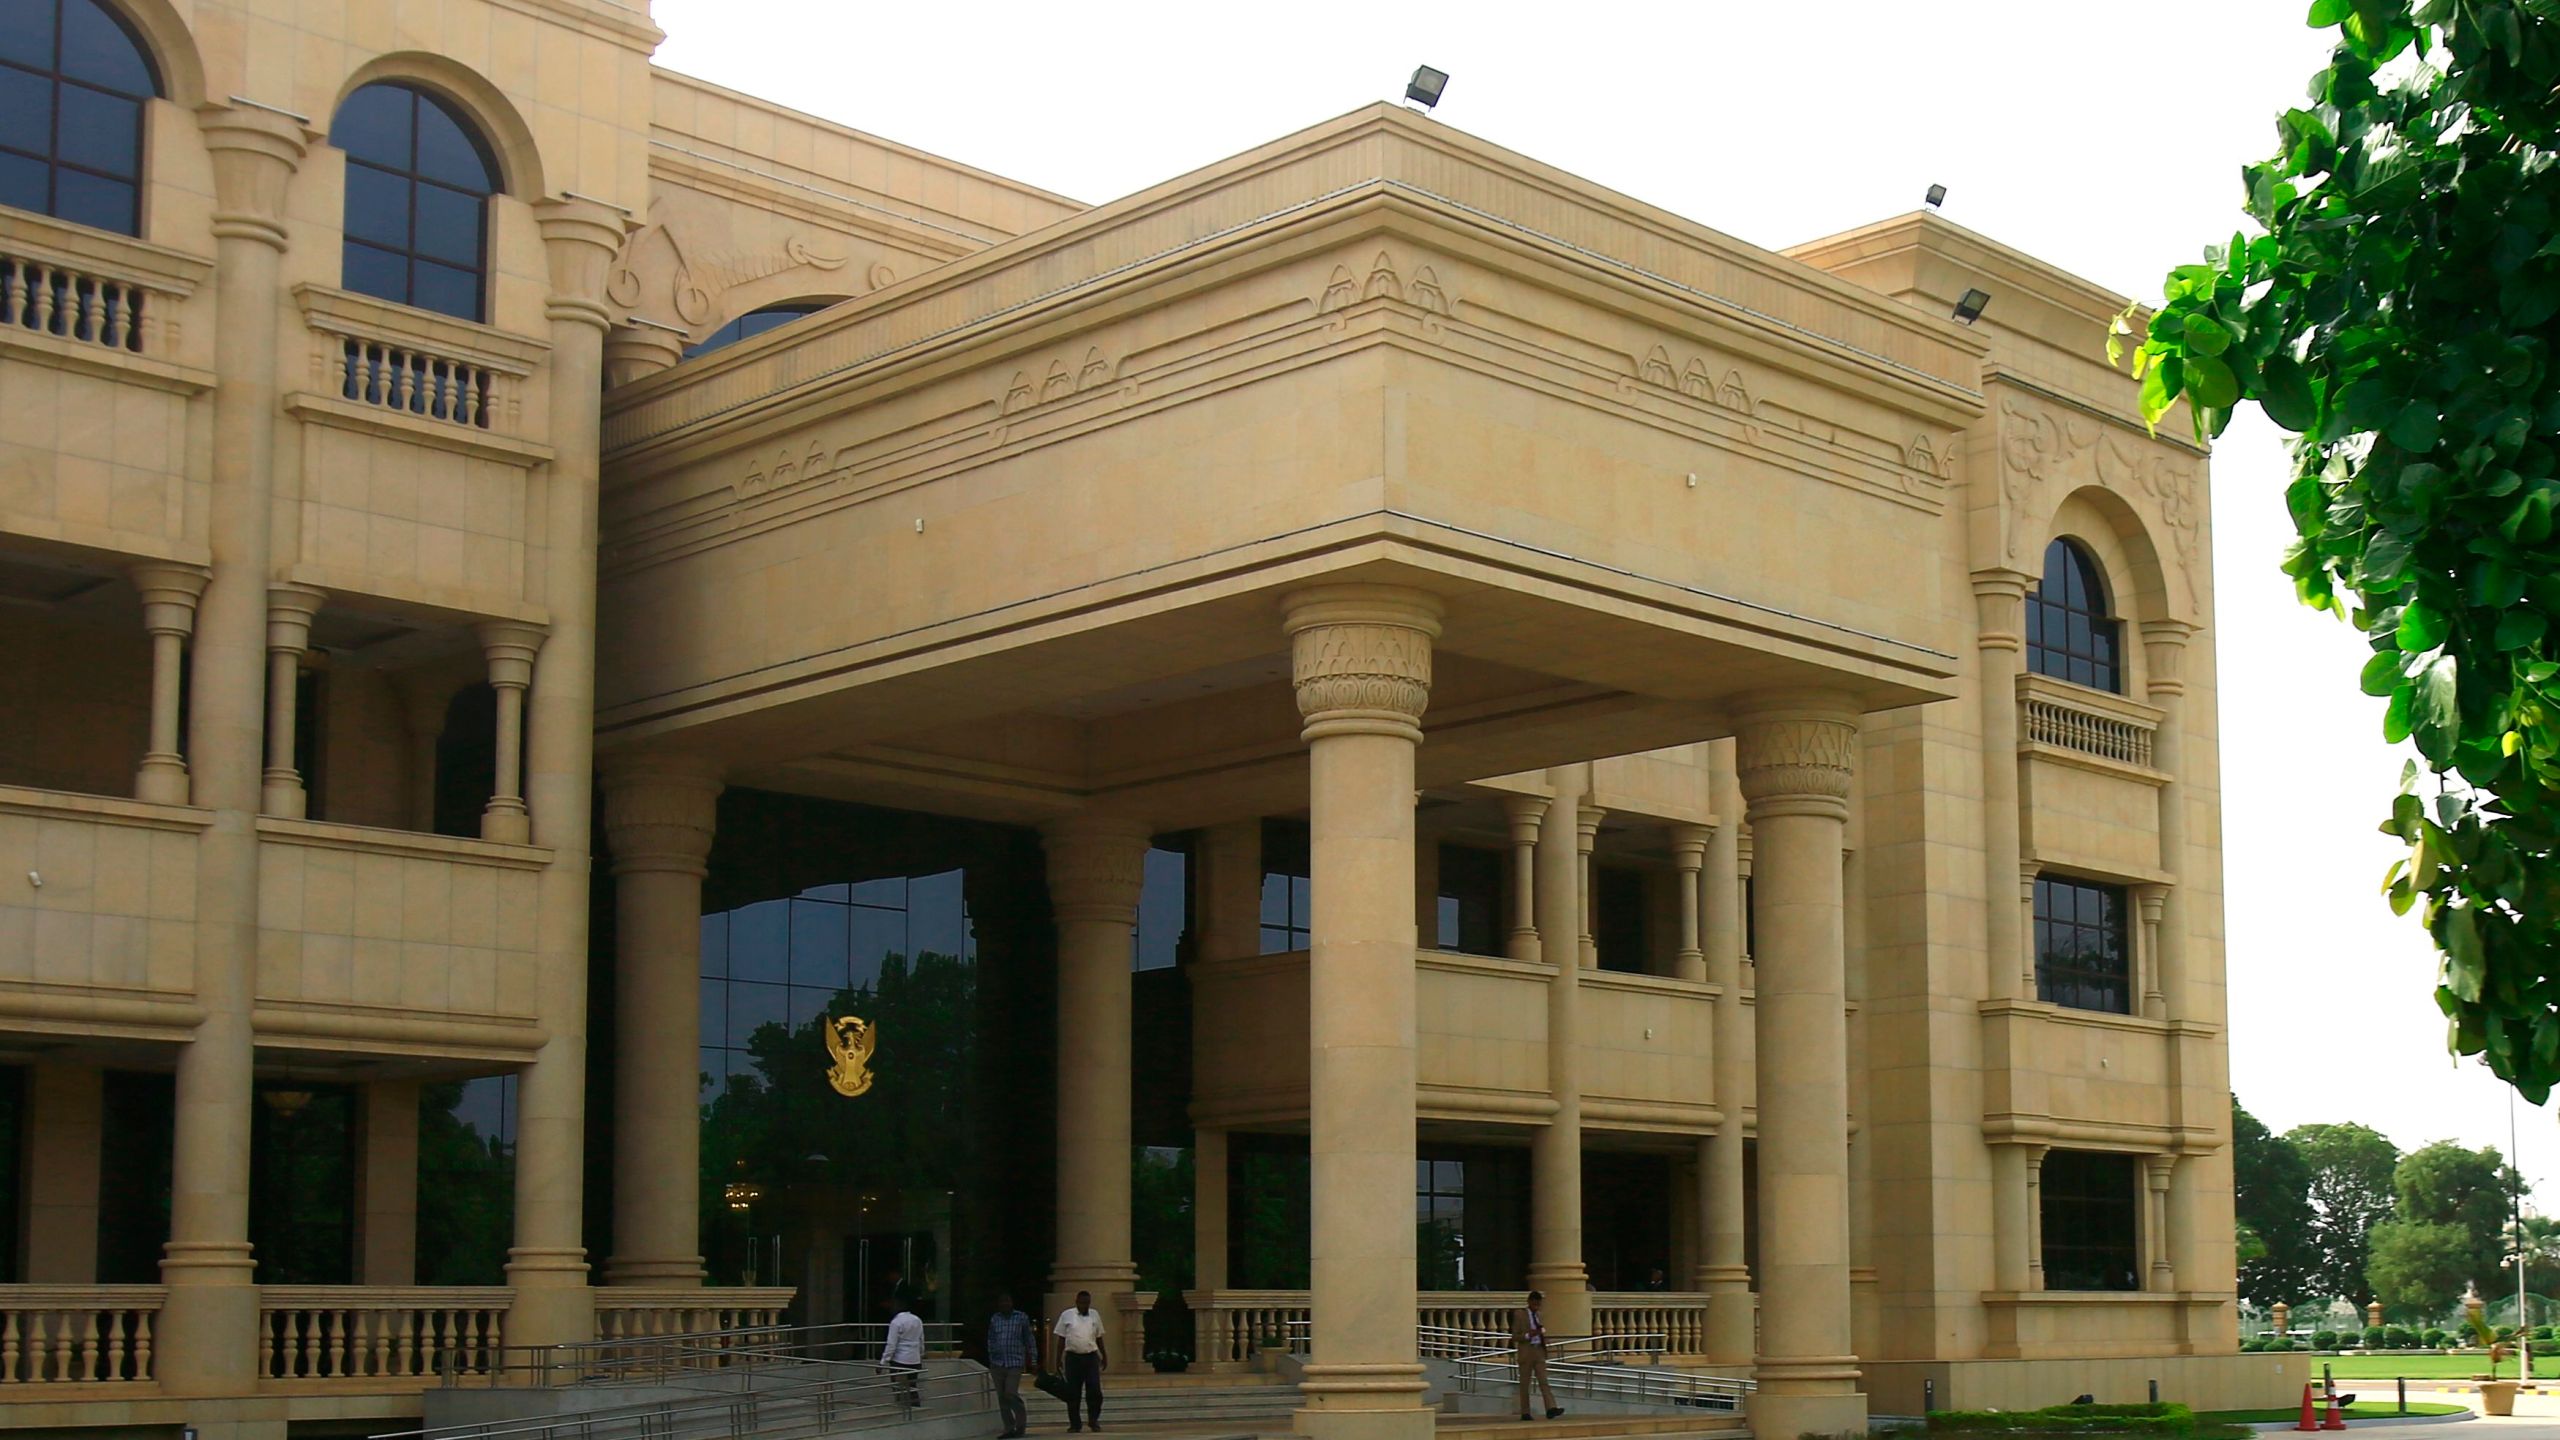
[1441,1417,1748,1440]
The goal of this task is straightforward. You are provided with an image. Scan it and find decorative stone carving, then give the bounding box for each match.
[600,755,724,877]
[1998,397,2204,594]
[1316,250,1452,323]
[1283,587,1444,741]
[1041,814,1152,923]
[606,198,853,326]
[1734,711,1857,808]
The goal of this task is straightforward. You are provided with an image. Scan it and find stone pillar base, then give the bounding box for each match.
[482,801,531,844]
[1750,1388,1868,1440]
[1294,1362,1432,1440]
[261,771,305,817]
[153,1270,259,1395]
[1696,1274,1755,1363]
[136,755,189,805]
[502,1269,596,1352]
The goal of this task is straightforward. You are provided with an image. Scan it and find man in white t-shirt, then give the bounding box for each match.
[1050,1291,1109,1432]
[882,1291,925,1409]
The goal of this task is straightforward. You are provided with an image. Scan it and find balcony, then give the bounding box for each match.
[1191,949,1719,1132]
[0,785,205,1040]
[2016,672,2169,881]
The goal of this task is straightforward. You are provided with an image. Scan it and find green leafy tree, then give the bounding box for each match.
[2367,1140,2524,1313]
[2234,1099,2323,1304]
[2290,1122,2402,1306]
[2116,0,2560,1098]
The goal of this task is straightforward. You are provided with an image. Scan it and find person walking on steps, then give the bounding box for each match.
[1051,1289,1109,1433]
[883,1288,926,1410]
[1511,1290,1564,1421]
[988,1291,1036,1438]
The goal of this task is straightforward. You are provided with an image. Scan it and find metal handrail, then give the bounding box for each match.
[1449,1351,1755,1413]
[441,1323,965,1389]
[383,1358,990,1440]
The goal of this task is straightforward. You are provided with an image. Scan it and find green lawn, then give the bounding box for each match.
[2196,1403,2471,1423]
[2320,1354,2525,1379]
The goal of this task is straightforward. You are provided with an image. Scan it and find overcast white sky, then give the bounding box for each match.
[652,0,2559,1198]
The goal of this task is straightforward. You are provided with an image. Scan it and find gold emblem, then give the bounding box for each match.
[823,1013,878,1098]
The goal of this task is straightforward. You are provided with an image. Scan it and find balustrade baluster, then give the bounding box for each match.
[133,1311,152,1382]
[47,1310,72,1382]
[2,260,24,327]
[76,1310,99,1381]
[32,266,59,333]
[104,285,130,348]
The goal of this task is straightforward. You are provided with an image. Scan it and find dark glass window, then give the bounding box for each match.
[1417,1157,1465,1289]
[1595,865,1649,973]
[418,1076,514,1285]
[2041,1149,2140,1291]
[2027,538,2123,693]
[330,83,498,321]
[2035,875,2130,1015]
[684,302,828,359]
[249,1081,355,1285]
[0,0,158,237]
[1133,840,1191,972]
[1259,818,1311,953]
[1435,843,1503,955]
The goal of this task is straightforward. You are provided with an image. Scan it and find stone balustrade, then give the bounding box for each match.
[591,1288,794,1341]
[1182,1290,1732,1367]
[0,1287,163,1384]
[256,1287,511,1383]
[2016,673,2162,771]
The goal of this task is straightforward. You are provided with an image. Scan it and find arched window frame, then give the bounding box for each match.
[0,0,163,237]
[2027,537,2124,694]
[330,81,501,323]
[683,301,831,360]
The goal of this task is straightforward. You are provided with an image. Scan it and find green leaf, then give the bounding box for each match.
[2259,354,2319,432]
[2366,529,2414,585]
[2361,649,2405,694]
[2139,353,2182,429]
[2496,611,2548,651]
[2385,681,2415,743]
[2389,404,2442,452]
[2184,352,2241,409]
[2443,906,2486,1003]
[2399,598,2452,652]
[2184,315,2233,356]
[2307,0,2348,22]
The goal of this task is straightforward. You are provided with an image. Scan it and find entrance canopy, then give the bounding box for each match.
[595,104,1979,828]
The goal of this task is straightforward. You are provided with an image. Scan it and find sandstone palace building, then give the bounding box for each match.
[0,2,2295,1438]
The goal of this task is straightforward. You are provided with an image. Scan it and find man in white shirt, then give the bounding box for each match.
[882,1291,925,1410]
[1050,1290,1109,1432]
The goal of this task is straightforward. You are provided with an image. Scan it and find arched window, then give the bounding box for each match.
[331,82,498,322]
[684,302,828,359]
[0,0,161,236]
[2027,537,2122,693]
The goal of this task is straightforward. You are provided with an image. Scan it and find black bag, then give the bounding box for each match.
[1034,1370,1072,1403]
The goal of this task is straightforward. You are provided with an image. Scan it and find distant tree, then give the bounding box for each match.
[2290,1122,2402,1307]
[2366,1140,2524,1314]
[416,1082,513,1285]
[2234,1099,2323,1305]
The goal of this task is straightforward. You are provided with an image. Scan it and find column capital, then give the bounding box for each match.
[196,103,317,247]
[2135,884,2170,925]
[1575,800,1604,850]
[130,562,209,636]
[1041,813,1152,924]
[1282,584,1442,743]
[1669,824,1712,870]
[2019,860,2042,898]
[603,322,689,386]
[1734,693,1859,820]
[264,582,327,651]
[2140,619,2198,698]
[599,753,723,877]
[536,196,639,331]
[2144,1153,2176,1189]
[475,620,549,690]
[1499,793,1550,844]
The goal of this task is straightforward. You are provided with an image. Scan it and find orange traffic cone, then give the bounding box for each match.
[2321,1388,2346,1430]
[2295,1384,2320,1432]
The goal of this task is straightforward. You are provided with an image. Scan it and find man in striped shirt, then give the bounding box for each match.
[987,1292,1036,1438]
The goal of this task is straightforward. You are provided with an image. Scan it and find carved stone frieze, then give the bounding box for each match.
[1317,249,1453,328]
[1997,397,2203,593]
[604,192,875,334]
[1289,621,1437,725]
[1734,715,1856,806]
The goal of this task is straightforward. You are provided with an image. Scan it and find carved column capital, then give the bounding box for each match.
[600,753,724,878]
[536,196,638,332]
[1282,585,1443,743]
[1041,813,1152,925]
[2140,619,2198,699]
[1734,693,1859,821]
[129,562,209,637]
[197,104,315,248]
[1972,567,2034,654]
[603,322,689,387]
[474,621,549,691]
[264,582,327,653]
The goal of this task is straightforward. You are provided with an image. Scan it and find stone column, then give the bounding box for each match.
[130,564,208,805]
[474,622,545,844]
[21,1063,102,1282]
[1529,765,1591,1336]
[160,103,310,1398]
[1575,800,1602,968]
[1042,812,1151,1317]
[2136,886,2169,1020]
[1413,817,1441,942]
[1195,1125,1229,1292]
[1736,692,1864,1439]
[601,321,688,387]
[601,754,723,1285]
[1697,738,1752,1359]
[260,584,326,818]
[1196,818,1261,962]
[1284,585,1439,1440]
[1844,828,1879,1364]
[2025,1145,2049,1289]
[1973,570,2031,1000]
[1501,795,1547,962]
[2142,621,2197,1018]
[1670,826,1709,982]
[1991,1144,2032,1293]
[357,1081,421,1286]
[505,196,630,1350]
[2019,862,2042,997]
[395,674,460,832]
[2145,1155,2178,1292]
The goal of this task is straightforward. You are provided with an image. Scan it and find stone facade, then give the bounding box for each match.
[0,1,2297,1435]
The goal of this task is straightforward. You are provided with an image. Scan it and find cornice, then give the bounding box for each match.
[494,0,664,51]
[1785,211,2132,329]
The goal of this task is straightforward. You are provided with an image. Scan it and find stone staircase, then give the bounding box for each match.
[1015,1375,1751,1440]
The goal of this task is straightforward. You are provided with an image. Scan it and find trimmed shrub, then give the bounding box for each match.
[1927,1404,2196,1435]
[2386,1325,2420,1349]
[2312,1329,2341,1351]
[2422,1327,2450,1349]
[2239,1338,2267,1351]
[2267,1337,2299,1351]
[2363,1325,2389,1350]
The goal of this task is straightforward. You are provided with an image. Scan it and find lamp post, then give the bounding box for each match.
[2509,1085,2531,1382]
